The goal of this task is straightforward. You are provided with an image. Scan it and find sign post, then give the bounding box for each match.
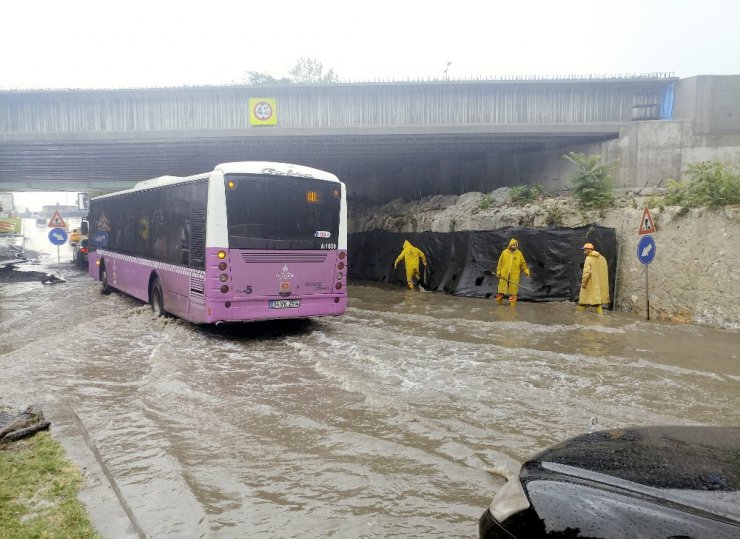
[46,208,69,280]
[636,207,657,320]
[48,227,68,280]
[637,234,656,320]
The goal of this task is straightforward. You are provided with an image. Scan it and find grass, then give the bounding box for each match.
[0,431,99,538]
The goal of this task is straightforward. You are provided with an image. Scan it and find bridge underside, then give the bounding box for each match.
[0,125,618,199]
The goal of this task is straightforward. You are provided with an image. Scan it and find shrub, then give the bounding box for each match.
[666,162,740,208]
[509,184,543,205]
[563,152,616,210]
[478,193,493,211]
[545,204,565,227]
[664,179,688,206]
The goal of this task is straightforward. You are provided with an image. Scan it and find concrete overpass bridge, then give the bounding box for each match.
[1,74,737,203]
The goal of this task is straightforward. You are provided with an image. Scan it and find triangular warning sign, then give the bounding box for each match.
[638,207,656,235]
[47,209,67,228]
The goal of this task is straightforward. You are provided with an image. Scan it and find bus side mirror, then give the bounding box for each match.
[80,220,89,235]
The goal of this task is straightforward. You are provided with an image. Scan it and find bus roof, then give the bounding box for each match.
[215,162,340,183]
[92,162,340,200]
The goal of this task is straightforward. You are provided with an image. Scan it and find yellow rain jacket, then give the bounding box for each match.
[496,238,529,296]
[579,250,610,306]
[394,240,427,288]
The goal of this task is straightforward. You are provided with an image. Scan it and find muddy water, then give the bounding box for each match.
[1,219,739,537]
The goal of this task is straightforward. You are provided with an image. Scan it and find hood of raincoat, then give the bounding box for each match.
[508,238,518,249]
[587,250,602,258]
[403,240,411,249]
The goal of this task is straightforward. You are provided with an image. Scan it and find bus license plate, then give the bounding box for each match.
[269,299,300,309]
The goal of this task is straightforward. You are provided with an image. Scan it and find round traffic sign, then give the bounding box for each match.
[48,227,68,246]
[253,101,273,121]
[637,235,656,265]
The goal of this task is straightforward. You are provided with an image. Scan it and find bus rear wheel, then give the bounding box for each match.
[100,264,111,295]
[151,278,166,317]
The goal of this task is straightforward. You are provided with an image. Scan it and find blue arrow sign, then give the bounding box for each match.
[48,227,68,246]
[637,234,656,265]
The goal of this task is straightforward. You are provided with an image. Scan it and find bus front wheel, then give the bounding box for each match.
[151,278,166,317]
[100,263,111,295]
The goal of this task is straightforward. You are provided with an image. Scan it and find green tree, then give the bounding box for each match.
[243,71,291,85]
[563,152,616,210]
[243,58,338,85]
[288,57,338,83]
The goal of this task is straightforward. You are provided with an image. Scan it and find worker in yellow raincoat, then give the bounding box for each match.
[394,240,427,289]
[495,238,530,304]
[578,242,610,313]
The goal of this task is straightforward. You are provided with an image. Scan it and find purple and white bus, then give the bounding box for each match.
[86,162,347,324]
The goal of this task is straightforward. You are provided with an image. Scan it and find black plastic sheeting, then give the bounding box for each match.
[348,226,618,305]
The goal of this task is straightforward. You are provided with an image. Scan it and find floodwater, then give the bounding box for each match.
[1,219,739,538]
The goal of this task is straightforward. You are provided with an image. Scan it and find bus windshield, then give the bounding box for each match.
[225,174,341,250]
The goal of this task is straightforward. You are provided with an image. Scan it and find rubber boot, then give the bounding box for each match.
[596,305,603,314]
[576,305,586,312]
[495,293,504,305]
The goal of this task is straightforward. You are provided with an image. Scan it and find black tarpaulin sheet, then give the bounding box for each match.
[348,226,618,305]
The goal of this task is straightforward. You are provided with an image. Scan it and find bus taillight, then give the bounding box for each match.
[220,285,229,293]
[217,251,227,259]
[218,262,227,271]
[337,261,345,270]
[219,274,228,282]
[335,282,343,290]
[338,251,346,260]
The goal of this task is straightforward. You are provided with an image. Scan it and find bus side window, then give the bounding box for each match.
[181,222,190,266]
[152,208,167,260]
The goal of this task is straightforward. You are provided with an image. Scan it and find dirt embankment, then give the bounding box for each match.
[350,190,740,330]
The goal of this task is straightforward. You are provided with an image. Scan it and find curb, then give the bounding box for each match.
[43,402,144,539]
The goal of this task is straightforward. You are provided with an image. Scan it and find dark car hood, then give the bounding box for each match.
[522,426,740,521]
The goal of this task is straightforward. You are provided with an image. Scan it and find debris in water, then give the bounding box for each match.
[41,274,66,284]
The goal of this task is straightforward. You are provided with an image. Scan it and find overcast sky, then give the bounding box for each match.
[2,0,739,90]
